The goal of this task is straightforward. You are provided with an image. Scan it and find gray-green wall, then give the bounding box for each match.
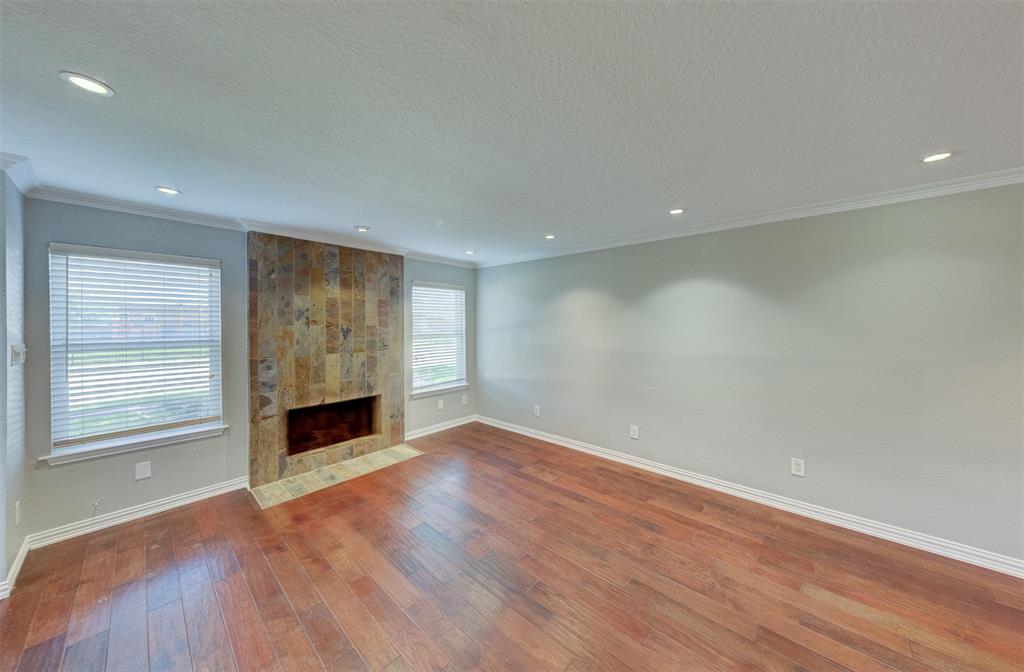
[1,172,26,576]
[476,185,1023,559]
[23,199,249,535]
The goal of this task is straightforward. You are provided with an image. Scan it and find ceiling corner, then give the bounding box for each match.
[0,152,41,194]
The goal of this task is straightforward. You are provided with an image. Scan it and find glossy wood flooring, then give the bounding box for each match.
[2,422,1021,671]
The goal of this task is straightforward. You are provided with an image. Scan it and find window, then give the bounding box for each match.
[48,243,223,458]
[411,282,466,394]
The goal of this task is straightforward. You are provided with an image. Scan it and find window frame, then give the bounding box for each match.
[409,281,468,398]
[41,243,227,465]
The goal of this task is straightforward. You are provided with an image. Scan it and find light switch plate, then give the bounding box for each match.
[437,399,444,411]
[135,461,152,480]
[790,458,805,478]
[461,394,468,405]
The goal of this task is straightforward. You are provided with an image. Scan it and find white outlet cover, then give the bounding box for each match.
[461,394,468,405]
[14,500,21,526]
[135,461,152,480]
[629,425,639,439]
[437,398,444,410]
[790,458,805,477]
[533,405,541,417]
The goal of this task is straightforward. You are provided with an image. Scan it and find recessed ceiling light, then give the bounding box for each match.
[544,234,556,240]
[922,152,952,163]
[465,250,475,255]
[355,225,370,232]
[669,209,685,215]
[60,71,114,97]
[155,186,180,196]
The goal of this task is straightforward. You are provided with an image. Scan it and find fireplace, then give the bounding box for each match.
[248,232,404,487]
[287,395,379,456]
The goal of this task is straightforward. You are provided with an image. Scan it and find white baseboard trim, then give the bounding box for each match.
[0,476,249,599]
[0,537,31,599]
[473,416,1024,579]
[404,415,479,440]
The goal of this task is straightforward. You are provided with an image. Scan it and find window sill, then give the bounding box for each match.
[409,383,468,400]
[39,422,229,466]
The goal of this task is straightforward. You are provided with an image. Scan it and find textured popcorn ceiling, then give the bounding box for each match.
[1,1,1021,266]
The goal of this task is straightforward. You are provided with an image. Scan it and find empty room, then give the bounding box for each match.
[0,1,1021,671]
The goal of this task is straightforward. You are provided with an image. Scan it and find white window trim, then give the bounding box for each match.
[38,421,229,465]
[48,242,221,269]
[409,382,468,400]
[410,280,468,394]
[47,242,225,457]
[412,281,464,290]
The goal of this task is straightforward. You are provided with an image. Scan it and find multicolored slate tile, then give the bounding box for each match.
[250,444,423,509]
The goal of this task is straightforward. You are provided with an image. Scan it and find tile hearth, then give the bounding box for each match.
[250,443,422,508]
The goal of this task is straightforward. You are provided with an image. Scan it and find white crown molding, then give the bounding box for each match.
[27,185,245,231]
[23,183,476,268]
[2,157,474,269]
[239,219,478,269]
[481,167,1024,268]
[0,476,248,599]
[468,415,1024,579]
[0,153,41,194]
[12,149,1020,270]
[404,251,479,269]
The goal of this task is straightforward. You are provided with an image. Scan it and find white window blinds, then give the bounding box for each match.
[48,244,223,450]
[411,283,466,392]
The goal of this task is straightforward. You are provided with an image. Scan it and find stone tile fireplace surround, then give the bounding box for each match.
[248,232,404,487]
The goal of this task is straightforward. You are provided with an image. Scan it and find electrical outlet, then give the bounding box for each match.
[437,398,444,411]
[533,404,541,417]
[14,500,20,526]
[461,394,468,406]
[629,425,639,440]
[135,461,152,481]
[790,458,805,478]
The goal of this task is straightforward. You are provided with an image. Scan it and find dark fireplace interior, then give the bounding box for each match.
[287,395,379,456]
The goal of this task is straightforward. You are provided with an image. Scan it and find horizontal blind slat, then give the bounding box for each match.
[49,249,224,447]
[411,285,466,391]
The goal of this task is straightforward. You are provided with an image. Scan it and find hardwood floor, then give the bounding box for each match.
[1,422,1021,671]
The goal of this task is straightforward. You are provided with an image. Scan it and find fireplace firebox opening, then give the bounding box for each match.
[287,395,380,456]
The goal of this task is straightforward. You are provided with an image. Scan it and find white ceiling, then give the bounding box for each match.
[2,1,1022,267]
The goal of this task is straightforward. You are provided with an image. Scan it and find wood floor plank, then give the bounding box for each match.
[313,571,399,671]
[191,646,237,672]
[16,633,66,672]
[232,548,323,671]
[178,565,230,664]
[213,572,276,672]
[295,600,367,671]
[203,533,241,583]
[351,575,449,672]
[147,600,192,672]
[64,538,115,648]
[23,591,74,649]
[263,547,321,614]
[0,586,44,672]
[61,628,108,672]
[111,545,146,588]
[2,423,1020,672]
[105,578,149,672]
